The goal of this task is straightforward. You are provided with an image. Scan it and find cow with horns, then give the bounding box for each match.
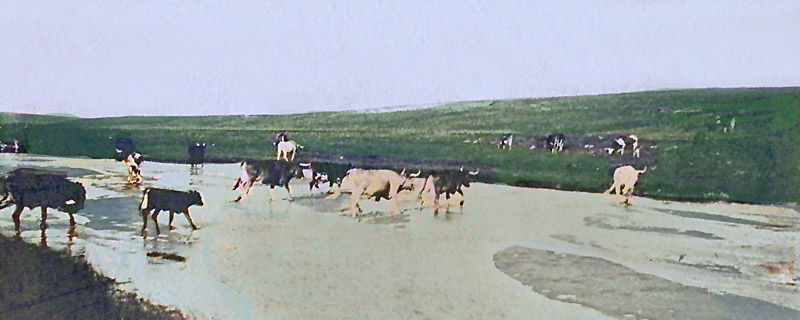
[187,140,207,172]
[422,167,480,216]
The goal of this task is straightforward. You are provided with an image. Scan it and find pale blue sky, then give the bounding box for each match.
[1,1,798,117]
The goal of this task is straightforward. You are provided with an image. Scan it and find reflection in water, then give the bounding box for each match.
[756,261,795,286]
[65,225,77,256]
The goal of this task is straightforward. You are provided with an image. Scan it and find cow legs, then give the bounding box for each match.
[444,193,452,214]
[622,185,635,205]
[234,182,252,202]
[40,207,48,230]
[184,209,199,230]
[169,211,175,230]
[12,205,24,233]
[604,183,617,194]
[433,191,441,216]
[152,209,162,235]
[286,185,294,200]
[344,193,363,217]
[270,186,276,202]
[140,209,150,237]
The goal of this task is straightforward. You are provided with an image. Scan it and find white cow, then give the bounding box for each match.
[604,165,647,205]
[276,140,302,161]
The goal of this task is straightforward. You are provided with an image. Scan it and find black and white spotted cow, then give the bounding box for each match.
[546,133,566,153]
[0,140,26,153]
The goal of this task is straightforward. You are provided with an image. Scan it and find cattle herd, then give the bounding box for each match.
[0,131,646,238]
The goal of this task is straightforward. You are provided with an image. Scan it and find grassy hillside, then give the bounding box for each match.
[2,88,799,203]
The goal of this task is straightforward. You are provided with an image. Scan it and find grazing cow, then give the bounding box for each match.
[276,139,303,161]
[422,167,479,216]
[327,168,420,217]
[0,168,86,232]
[604,165,647,205]
[613,134,640,157]
[123,152,144,184]
[139,188,203,237]
[187,140,207,171]
[498,134,513,150]
[0,139,26,153]
[114,138,137,161]
[232,160,303,202]
[546,133,566,153]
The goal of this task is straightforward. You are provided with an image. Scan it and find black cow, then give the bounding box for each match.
[0,140,26,153]
[0,168,86,233]
[114,138,138,161]
[303,162,353,193]
[546,133,566,153]
[423,168,479,216]
[232,160,303,202]
[139,188,203,237]
[187,140,207,171]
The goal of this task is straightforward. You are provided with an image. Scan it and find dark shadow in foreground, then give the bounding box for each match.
[0,234,190,320]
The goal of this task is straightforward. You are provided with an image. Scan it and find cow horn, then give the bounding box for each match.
[639,166,647,174]
[299,162,311,166]
[459,166,464,172]
[468,169,480,175]
[400,168,406,176]
[410,170,421,177]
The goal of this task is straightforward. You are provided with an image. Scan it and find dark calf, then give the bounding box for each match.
[425,168,478,216]
[139,188,203,237]
[114,138,138,161]
[187,140,207,171]
[0,168,86,233]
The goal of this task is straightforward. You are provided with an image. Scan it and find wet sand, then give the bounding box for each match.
[0,154,798,319]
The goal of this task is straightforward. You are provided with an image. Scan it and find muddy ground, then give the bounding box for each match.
[0,154,797,319]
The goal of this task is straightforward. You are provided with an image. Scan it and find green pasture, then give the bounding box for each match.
[2,88,799,203]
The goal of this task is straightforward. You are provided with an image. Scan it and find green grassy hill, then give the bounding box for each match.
[2,87,799,204]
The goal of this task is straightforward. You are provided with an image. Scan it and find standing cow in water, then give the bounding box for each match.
[114,138,144,184]
[0,168,86,233]
[123,152,144,184]
[604,165,647,205]
[139,188,203,237]
[187,140,207,174]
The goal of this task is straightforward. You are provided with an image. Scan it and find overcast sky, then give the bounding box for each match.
[1,1,798,118]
